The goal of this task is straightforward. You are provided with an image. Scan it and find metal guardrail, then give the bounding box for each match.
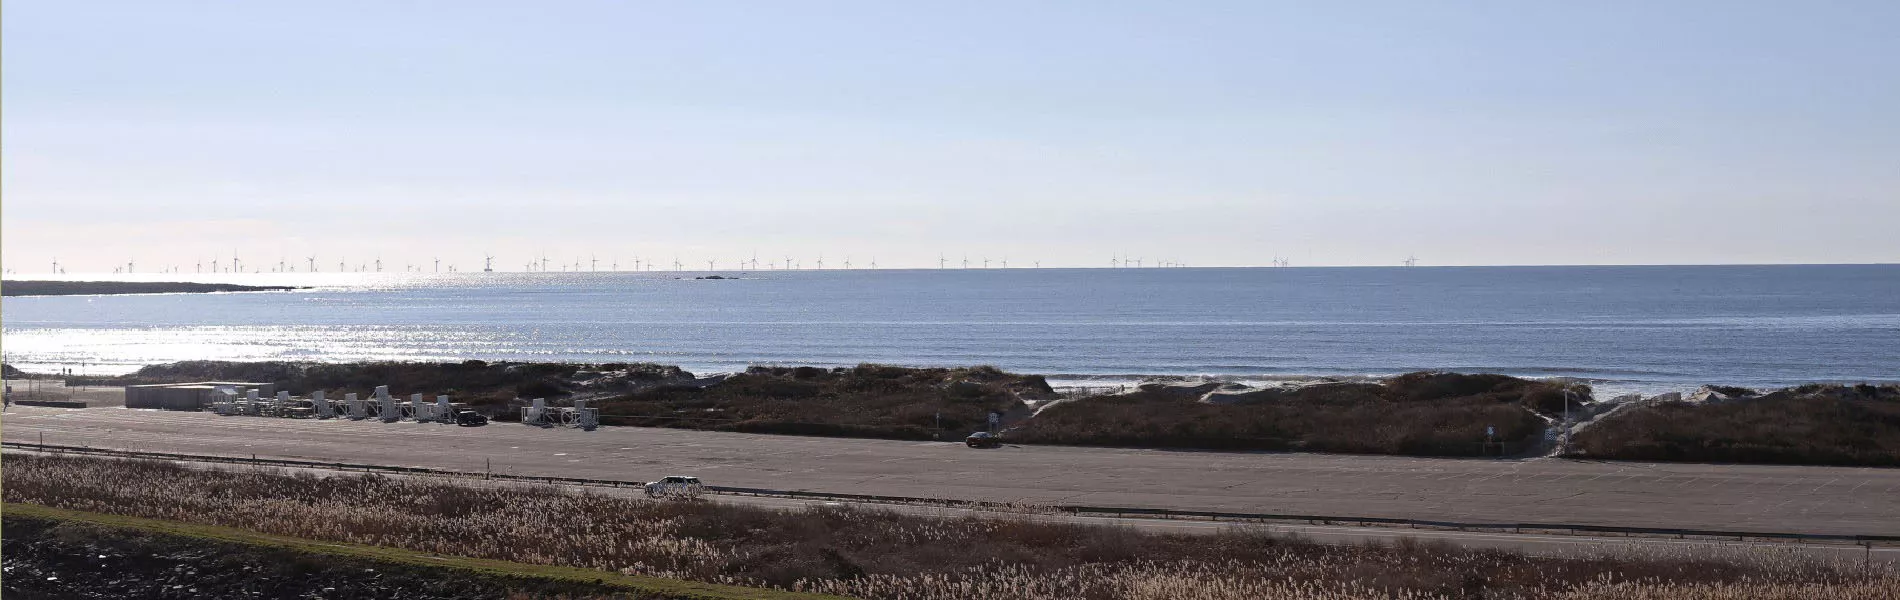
[7,441,1897,546]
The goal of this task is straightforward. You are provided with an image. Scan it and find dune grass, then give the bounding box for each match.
[5,454,1895,600]
[3,502,834,600]
[595,364,1050,440]
[1009,373,1567,456]
[1570,384,1900,466]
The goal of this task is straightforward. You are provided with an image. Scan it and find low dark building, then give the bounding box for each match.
[124,381,274,411]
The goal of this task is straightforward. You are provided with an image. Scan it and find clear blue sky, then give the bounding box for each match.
[5,1,1896,272]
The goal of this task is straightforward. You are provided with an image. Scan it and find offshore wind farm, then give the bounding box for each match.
[7,250,1242,276]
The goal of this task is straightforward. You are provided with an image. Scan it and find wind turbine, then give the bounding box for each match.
[816,254,825,270]
[672,256,683,271]
[1403,255,1419,267]
[844,256,852,270]
[1111,255,1120,268]
[938,254,947,269]
[706,259,716,271]
[433,257,441,273]
[869,257,877,269]
[51,257,58,274]
[278,257,287,273]
[375,257,383,272]
[962,255,969,269]
[982,257,990,269]
[590,255,598,272]
[484,254,495,272]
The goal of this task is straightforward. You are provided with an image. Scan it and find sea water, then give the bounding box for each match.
[3,265,1896,395]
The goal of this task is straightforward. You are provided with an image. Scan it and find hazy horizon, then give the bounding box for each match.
[6,1,1897,272]
[3,258,1900,275]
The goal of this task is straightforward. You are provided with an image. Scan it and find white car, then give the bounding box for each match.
[643,475,704,499]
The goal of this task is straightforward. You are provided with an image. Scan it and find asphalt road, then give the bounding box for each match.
[20,449,1893,563]
[5,405,1898,538]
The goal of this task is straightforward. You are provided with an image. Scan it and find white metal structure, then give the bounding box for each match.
[521,397,548,425]
[520,397,598,430]
[211,388,241,415]
[572,398,599,430]
[345,392,367,419]
[198,384,469,425]
[377,386,399,422]
[406,393,455,422]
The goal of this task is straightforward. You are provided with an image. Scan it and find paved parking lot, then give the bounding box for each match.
[5,405,1897,536]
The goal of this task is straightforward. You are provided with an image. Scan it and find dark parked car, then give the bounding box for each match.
[966,431,1001,448]
[644,476,704,499]
[455,410,489,426]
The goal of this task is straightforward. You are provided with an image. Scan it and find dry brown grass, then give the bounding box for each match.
[1009,372,1568,456]
[596,364,1050,440]
[1570,384,1900,466]
[4,454,1893,600]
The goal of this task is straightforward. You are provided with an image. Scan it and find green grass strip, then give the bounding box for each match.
[3,502,850,600]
